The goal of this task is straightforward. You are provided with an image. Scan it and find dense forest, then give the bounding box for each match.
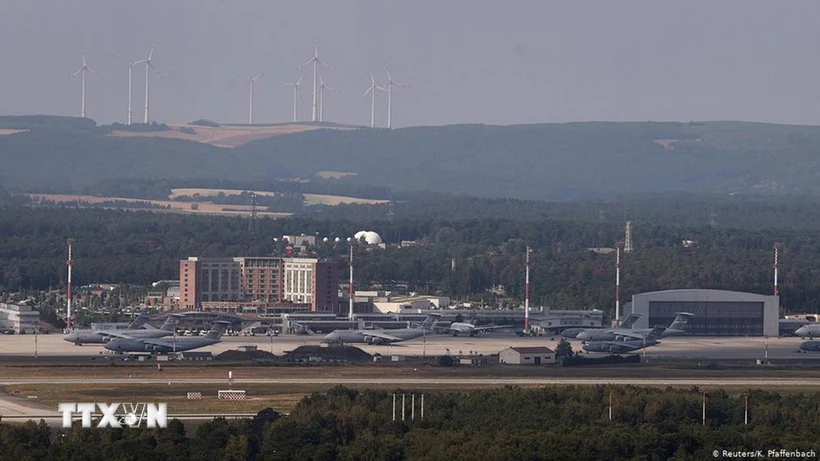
[2,200,820,314]
[1,386,818,460]
[7,116,820,200]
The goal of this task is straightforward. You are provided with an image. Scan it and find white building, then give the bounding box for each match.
[283,258,316,304]
[499,346,555,365]
[0,302,40,334]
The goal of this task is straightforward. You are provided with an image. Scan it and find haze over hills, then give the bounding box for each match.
[2,115,820,201]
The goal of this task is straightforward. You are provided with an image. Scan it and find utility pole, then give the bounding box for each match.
[702,388,707,426]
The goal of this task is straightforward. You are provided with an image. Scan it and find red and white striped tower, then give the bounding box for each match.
[773,243,780,296]
[348,240,354,322]
[66,238,76,331]
[615,241,622,327]
[525,246,531,331]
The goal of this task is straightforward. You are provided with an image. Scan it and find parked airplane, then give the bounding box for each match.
[561,314,641,339]
[799,340,820,352]
[582,335,661,354]
[63,314,180,345]
[449,321,511,337]
[795,324,820,339]
[104,321,229,354]
[322,314,440,345]
[576,313,693,341]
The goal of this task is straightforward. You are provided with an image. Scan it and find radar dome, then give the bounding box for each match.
[353,230,383,245]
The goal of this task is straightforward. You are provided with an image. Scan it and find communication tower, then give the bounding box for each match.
[66,238,76,331]
[624,221,633,253]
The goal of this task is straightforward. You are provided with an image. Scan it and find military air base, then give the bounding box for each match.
[6,2,820,459]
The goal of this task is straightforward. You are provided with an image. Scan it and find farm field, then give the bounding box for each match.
[26,193,291,218]
[108,123,358,148]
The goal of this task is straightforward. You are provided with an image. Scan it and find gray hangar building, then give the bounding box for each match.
[630,289,779,337]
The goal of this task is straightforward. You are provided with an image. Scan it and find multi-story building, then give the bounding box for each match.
[0,302,40,333]
[179,256,338,312]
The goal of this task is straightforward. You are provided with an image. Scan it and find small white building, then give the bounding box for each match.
[499,346,555,365]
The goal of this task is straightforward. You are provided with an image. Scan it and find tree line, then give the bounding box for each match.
[1,386,818,460]
[3,204,820,314]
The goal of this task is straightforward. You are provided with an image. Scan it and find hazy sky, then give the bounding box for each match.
[2,1,820,128]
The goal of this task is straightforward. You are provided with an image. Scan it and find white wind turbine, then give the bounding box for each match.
[364,73,386,129]
[318,74,335,122]
[72,53,99,119]
[384,66,407,130]
[140,46,160,124]
[245,73,263,125]
[299,42,331,122]
[127,60,143,125]
[284,76,304,122]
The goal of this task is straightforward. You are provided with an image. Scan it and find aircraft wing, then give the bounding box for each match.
[614,330,651,340]
[139,338,175,348]
[473,325,513,332]
[94,330,134,339]
[358,330,402,342]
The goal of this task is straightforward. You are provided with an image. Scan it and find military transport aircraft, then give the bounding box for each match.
[322,314,440,345]
[104,321,229,354]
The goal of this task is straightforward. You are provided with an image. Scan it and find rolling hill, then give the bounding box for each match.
[3,116,820,200]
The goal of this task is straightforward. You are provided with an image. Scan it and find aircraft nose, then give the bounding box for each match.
[63,332,77,342]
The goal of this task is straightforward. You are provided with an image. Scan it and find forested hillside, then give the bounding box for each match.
[5,116,820,199]
[2,204,820,313]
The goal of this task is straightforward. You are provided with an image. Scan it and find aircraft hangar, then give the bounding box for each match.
[630,289,779,337]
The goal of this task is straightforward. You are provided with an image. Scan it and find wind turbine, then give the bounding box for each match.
[140,46,159,124]
[72,53,98,119]
[318,74,335,122]
[245,73,263,125]
[299,42,331,122]
[384,66,407,130]
[284,76,303,122]
[126,60,143,125]
[363,73,386,129]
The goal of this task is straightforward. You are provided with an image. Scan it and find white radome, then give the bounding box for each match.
[353,230,383,245]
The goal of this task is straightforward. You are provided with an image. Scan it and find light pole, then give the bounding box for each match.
[702,388,708,426]
[34,321,39,359]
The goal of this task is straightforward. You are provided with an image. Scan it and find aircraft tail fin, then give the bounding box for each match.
[159,314,181,332]
[420,313,442,331]
[206,321,231,340]
[665,312,693,334]
[620,313,641,329]
[127,313,149,329]
[645,326,666,341]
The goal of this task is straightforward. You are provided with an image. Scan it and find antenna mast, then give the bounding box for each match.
[525,246,531,332]
[615,241,622,327]
[773,242,781,296]
[66,238,76,331]
[348,241,354,321]
[624,221,633,253]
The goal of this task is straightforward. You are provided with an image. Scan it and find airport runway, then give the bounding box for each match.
[2,377,820,386]
[0,333,816,360]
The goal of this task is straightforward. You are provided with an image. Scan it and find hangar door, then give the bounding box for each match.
[648,301,764,336]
